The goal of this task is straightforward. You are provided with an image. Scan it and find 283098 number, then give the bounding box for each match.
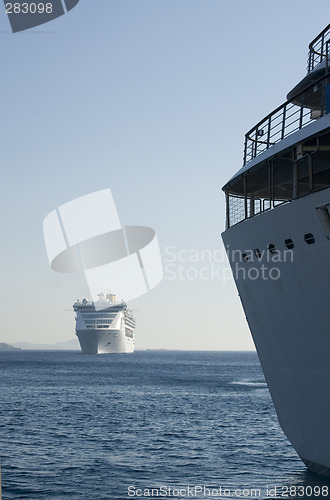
[5,3,53,14]
[281,485,329,497]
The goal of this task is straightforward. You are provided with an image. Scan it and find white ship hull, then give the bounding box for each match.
[73,295,136,355]
[222,186,330,475]
[76,328,134,354]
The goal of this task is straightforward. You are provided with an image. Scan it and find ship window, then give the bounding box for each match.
[242,253,249,262]
[285,239,294,249]
[312,149,330,191]
[268,244,277,254]
[316,205,330,238]
[226,131,330,229]
[273,156,294,204]
[304,233,315,245]
[295,156,310,198]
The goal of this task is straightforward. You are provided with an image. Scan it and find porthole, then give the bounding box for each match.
[285,239,294,249]
[254,249,261,259]
[304,233,315,245]
[268,244,277,254]
[242,253,249,262]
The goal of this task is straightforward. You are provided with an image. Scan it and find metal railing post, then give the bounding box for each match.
[321,33,325,63]
[268,162,271,208]
[308,50,312,73]
[250,193,255,217]
[254,130,258,158]
[270,161,274,208]
[267,116,271,149]
[281,104,287,140]
[243,136,247,165]
[299,105,304,129]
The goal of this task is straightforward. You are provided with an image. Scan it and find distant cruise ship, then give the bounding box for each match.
[222,24,330,476]
[73,293,135,354]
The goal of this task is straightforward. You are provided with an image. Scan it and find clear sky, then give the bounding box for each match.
[1,0,329,350]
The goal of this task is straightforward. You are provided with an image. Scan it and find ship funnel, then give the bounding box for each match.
[106,293,116,304]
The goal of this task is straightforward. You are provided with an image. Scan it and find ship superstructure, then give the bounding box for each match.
[222,24,330,476]
[73,293,135,354]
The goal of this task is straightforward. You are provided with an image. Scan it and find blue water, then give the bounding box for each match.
[0,350,329,499]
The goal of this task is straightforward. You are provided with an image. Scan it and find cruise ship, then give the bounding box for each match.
[73,293,135,354]
[222,24,330,476]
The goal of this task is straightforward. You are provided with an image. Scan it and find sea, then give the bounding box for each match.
[0,350,329,500]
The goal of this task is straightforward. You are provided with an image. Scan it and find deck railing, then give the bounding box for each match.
[226,193,283,229]
[226,143,330,229]
[308,23,330,73]
[243,72,330,165]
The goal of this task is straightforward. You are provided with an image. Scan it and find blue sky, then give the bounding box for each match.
[1,0,329,349]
